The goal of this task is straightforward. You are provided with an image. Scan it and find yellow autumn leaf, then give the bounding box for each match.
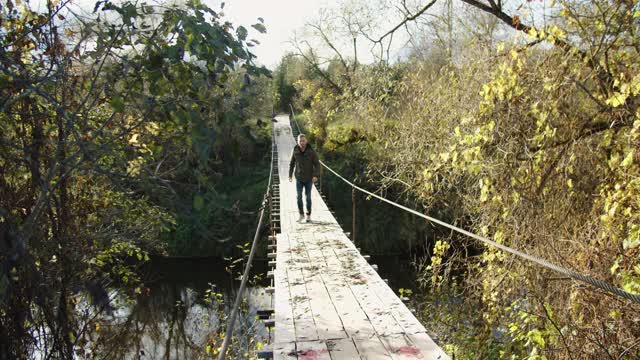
[494,230,504,244]
[605,92,627,107]
[610,260,620,274]
[129,133,139,145]
[631,74,640,95]
[621,150,634,167]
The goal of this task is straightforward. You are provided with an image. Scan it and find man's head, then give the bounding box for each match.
[297,134,307,148]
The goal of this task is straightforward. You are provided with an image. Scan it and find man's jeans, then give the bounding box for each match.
[296,179,313,215]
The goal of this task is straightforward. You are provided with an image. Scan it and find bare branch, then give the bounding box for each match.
[374,0,438,45]
[291,37,343,93]
[459,0,614,92]
[307,22,350,72]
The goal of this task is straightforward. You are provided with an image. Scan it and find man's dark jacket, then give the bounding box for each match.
[289,144,320,182]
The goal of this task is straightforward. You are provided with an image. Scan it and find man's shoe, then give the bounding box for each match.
[298,214,304,222]
[306,215,311,223]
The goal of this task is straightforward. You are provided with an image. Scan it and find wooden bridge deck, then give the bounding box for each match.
[268,115,449,359]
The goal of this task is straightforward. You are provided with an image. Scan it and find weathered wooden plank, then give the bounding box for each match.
[352,336,393,360]
[327,338,361,359]
[287,236,318,341]
[287,265,319,341]
[274,235,295,345]
[276,234,291,259]
[334,247,427,335]
[319,247,377,339]
[273,341,297,360]
[350,282,406,336]
[310,209,336,223]
[406,332,450,360]
[370,281,426,334]
[295,340,331,360]
[291,235,348,341]
[272,116,448,360]
[273,268,295,344]
[326,245,407,336]
[379,333,424,360]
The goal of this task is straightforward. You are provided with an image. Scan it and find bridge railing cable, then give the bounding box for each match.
[289,106,640,305]
[218,130,275,360]
[290,104,301,136]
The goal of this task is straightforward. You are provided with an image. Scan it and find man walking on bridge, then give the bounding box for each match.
[289,134,320,223]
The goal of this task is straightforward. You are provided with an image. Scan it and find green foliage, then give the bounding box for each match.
[0,0,272,357]
[169,149,271,256]
[273,54,309,111]
[201,251,265,360]
[283,0,640,357]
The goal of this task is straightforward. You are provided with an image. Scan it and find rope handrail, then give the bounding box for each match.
[289,107,640,305]
[290,104,301,135]
[218,132,275,360]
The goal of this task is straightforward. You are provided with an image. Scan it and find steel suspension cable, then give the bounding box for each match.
[290,104,301,135]
[218,131,275,360]
[289,107,640,305]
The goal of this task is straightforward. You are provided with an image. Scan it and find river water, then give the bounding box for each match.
[95,254,418,359]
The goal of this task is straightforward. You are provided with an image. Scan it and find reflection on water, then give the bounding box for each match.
[86,257,270,359]
[84,254,417,359]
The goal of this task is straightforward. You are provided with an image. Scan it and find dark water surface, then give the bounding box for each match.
[89,257,270,359]
[99,252,418,359]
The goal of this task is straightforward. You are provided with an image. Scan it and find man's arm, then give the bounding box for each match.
[289,149,296,179]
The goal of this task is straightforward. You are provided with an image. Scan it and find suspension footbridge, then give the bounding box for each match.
[219,112,640,360]
[261,115,449,359]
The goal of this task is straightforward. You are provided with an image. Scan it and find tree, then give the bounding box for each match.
[0,0,270,357]
[279,0,640,357]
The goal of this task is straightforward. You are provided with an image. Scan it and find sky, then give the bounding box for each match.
[41,0,555,70]
[210,0,342,69]
[37,0,343,69]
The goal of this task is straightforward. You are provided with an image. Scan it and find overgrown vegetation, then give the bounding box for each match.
[4,0,640,357]
[1,0,273,357]
[277,0,640,357]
